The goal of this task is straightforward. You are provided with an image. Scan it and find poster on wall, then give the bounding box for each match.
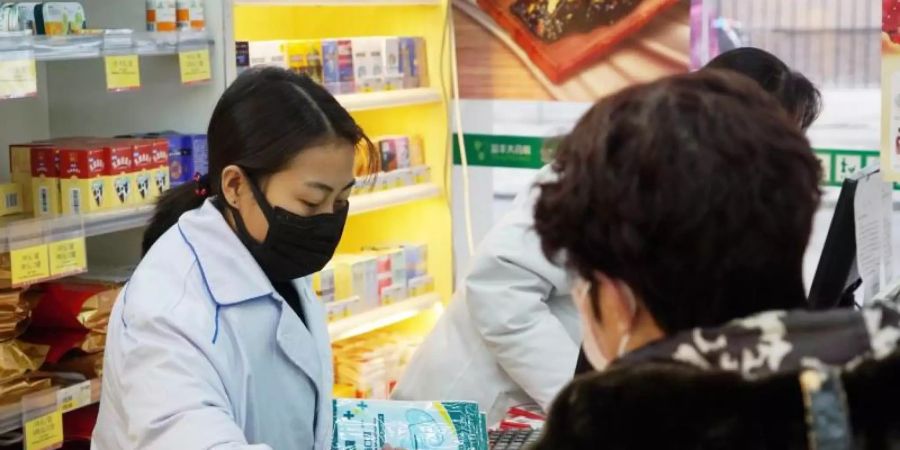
[883,0,900,182]
[452,0,690,102]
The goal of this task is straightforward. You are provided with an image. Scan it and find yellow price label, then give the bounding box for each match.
[49,237,87,277]
[10,245,50,286]
[23,409,62,450]
[104,55,141,91]
[179,48,211,84]
[0,58,38,100]
[59,381,92,413]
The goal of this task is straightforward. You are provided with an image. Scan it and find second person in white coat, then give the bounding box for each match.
[93,67,378,449]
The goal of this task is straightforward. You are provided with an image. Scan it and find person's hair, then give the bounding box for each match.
[535,350,900,449]
[142,67,377,254]
[704,47,822,130]
[534,70,822,335]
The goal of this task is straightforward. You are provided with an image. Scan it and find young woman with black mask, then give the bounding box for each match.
[93,67,378,450]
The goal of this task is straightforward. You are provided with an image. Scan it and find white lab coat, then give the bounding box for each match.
[93,200,333,450]
[392,165,580,424]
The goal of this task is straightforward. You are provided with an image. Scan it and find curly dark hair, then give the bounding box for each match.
[534,70,822,334]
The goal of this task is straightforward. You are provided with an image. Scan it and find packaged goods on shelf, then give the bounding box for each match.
[286,40,323,84]
[366,243,427,281]
[408,274,435,297]
[4,2,87,35]
[0,289,37,341]
[146,0,176,32]
[23,280,118,363]
[0,183,23,217]
[362,248,407,305]
[351,37,384,93]
[175,0,204,31]
[325,296,359,322]
[30,144,61,216]
[332,332,421,399]
[331,254,379,312]
[311,265,335,304]
[240,36,427,94]
[102,140,135,209]
[411,165,432,184]
[131,139,155,204]
[322,39,354,94]
[333,398,487,450]
[149,138,171,197]
[0,340,50,406]
[59,145,106,215]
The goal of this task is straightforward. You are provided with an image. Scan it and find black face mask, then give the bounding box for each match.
[228,177,348,282]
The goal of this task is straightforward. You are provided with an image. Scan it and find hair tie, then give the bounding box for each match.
[194,173,210,198]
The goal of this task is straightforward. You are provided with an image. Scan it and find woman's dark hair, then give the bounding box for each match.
[142,67,377,254]
[534,70,822,334]
[536,350,900,449]
[704,47,822,130]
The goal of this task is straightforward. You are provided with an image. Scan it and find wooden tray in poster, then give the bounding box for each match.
[476,0,681,83]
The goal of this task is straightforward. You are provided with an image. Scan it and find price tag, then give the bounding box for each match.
[179,48,211,84]
[10,245,50,286]
[58,381,92,413]
[0,58,37,100]
[104,55,141,92]
[49,237,87,277]
[23,409,62,450]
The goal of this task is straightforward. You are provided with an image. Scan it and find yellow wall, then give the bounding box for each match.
[234,0,454,307]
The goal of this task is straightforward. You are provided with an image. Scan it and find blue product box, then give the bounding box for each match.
[166,134,208,186]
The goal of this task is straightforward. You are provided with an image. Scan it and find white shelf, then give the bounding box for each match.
[0,30,213,63]
[236,0,440,4]
[329,292,440,342]
[336,88,442,112]
[349,183,440,216]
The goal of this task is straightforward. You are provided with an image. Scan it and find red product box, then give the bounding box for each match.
[59,146,106,214]
[103,141,135,209]
[130,140,155,204]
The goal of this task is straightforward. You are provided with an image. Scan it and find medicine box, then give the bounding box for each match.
[287,40,323,84]
[59,146,106,214]
[149,138,170,198]
[399,37,429,89]
[146,0,176,32]
[102,141,135,209]
[131,140,155,204]
[9,142,52,214]
[0,183,23,217]
[382,37,403,90]
[408,274,434,297]
[30,145,60,217]
[247,40,287,69]
[331,254,379,312]
[167,134,208,186]
[363,247,408,294]
[321,39,354,94]
[351,37,384,92]
[312,265,336,304]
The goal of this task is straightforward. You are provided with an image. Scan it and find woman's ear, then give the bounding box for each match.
[220,165,244,208]
[595,272,637,334]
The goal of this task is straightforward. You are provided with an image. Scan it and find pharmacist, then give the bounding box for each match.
[393,163,579,424]
[93,67,379,450]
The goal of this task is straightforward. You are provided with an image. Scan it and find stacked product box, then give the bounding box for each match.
[237,36,428,95]
[351,134,429,193]
[332,332,422,399]
[7,136,178,217]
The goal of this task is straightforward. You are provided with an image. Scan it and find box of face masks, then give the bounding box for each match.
[332,399,488,450]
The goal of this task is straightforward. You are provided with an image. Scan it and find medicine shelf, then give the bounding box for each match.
[336,88,442,112]
[329,292,440,342]
[0,30,213,62]
[349,183,440,215]
[0,378,100,437]
[234,0,440,4]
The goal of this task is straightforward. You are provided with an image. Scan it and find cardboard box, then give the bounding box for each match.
[399,37,429,89]
[382,38,403,90]
[287,40,323,84]
[30,145,60,216]
[149,139,170,198]
[312,265,335,304]
[323,39,354,94]
[166,134,208,186]
[102,141,135,209]
[131,140,155,204]
[9,143,52,214]
[59,146,106,214]
[247,40,287,69]
[352,37,384,93]
[331,254,378,311]
[0,183,23,217]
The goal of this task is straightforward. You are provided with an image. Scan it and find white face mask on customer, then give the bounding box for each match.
[572,277,635,370]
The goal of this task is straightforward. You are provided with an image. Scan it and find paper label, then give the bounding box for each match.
[105,55,141,92]
[179,49,211,84]
[11,245,50,286]
[49,237,87,277]
[58,381,93,413]
[23,409,62,450]
[0,58,38,100]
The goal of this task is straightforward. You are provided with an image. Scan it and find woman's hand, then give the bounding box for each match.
[382,445,407,450]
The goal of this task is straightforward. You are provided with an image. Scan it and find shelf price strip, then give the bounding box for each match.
[0,56,37,100]
[179,48,212,85]
[104,55,141,92]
